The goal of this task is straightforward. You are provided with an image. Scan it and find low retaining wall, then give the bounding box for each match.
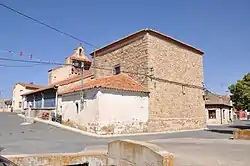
[4,152,106,166]
[5,140,174,166]
[233,129,250,140]
[107,139,174,166]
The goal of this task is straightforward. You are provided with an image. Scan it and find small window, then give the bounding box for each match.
[208,110,216,119]
[114,64,121,75]
[223,110,225,119]
[79,49,82,55]
[75,102,79,114]
[19,102,22,108]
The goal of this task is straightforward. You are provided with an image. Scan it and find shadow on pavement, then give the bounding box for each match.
[207,129,233,134]
[228,125,250,130]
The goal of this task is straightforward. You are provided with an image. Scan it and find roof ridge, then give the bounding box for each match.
[90,28,204,56]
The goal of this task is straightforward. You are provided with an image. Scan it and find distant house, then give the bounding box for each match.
[235,109,248,120]
[205,90,233,125]
[58,74,149,134]
[0,99,12,112]
[12,82,44,112]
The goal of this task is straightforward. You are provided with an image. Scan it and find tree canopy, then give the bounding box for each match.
[228,73,250,111]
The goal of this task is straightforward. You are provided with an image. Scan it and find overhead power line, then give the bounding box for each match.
[0,57,150,77]
[0,4,203,90]
[0,57,70,66]
[0,4,95,48]
[0,63,44,68]
[0,4,148,71]
[0,56,203,90]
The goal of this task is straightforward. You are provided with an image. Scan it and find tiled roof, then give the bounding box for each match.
[22,85,56,96]
[17,82,44,89]
[205,90,232,107]
[60,74,149,94]
[22,70,93,96]
[90,29,204,56]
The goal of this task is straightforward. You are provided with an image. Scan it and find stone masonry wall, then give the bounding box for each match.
[147,33,206,131]
[92,34,150,87]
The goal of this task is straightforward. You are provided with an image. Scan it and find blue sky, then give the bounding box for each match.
[0,0,249,98]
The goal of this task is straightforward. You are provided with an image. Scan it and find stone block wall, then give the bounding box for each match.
[92,34,150,87]
[233,129,250,140]
[147,33,206,130]
[5,152,106,166]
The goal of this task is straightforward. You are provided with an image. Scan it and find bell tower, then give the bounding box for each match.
[65,44,90,64]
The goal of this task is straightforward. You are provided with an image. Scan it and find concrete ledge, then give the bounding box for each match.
[107,139,174,166]
[233,129,250,140]
[4,139,174,166]
[17,114,207,138]
[4,152,106,166]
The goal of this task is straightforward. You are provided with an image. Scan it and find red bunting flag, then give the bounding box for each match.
[19,52,23,56]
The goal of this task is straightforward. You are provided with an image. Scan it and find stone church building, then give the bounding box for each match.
[21,29,206,134]
[91,29,205,131]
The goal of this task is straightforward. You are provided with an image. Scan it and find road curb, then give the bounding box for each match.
[17,114,207,138]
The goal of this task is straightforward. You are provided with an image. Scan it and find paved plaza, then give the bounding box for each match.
[1,112,250,165]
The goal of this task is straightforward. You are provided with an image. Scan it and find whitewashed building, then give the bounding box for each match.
[205,90,233,125]
[58,74,149,134]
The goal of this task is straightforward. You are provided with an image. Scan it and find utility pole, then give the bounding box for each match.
[93,50,96,78]
[72,56,85,111]
[80,61,85,111]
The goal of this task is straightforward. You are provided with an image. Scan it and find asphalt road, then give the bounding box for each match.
[152,138,250,166]
[0,112,250,160]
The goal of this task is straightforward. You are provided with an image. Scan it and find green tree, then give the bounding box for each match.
[228,73,250,111]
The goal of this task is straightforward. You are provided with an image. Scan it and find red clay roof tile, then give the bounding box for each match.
[16,82,44,89]
[60,74,149,94]
[23,70,93,96]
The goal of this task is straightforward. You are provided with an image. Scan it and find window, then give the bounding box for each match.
[229,111,232,119]
[35,95,42,108]
[75,102,79,114]
[79,49,82,55]
[44,93,56,108]
[223,110,225,119]
[19,102,22,108]
[114,64,121,75]
[208,110,216,119]
[26,96,34,108]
